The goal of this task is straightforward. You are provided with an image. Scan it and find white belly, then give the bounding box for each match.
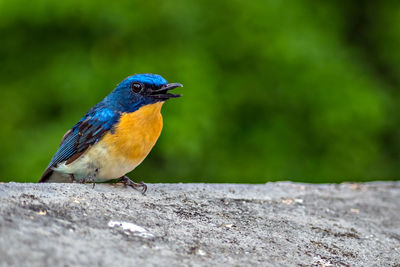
[53,142,141,182]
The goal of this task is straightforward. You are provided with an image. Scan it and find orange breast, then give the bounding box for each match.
[102,102,164,166]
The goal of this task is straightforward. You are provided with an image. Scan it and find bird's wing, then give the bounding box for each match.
[39,107,120,182]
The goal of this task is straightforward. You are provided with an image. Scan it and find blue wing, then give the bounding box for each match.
[46,105,120,169]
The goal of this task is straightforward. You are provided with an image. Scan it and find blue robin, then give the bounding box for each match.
[39,73,182,193]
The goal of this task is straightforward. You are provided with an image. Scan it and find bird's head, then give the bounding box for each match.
[113,73,182,102]
[104,74,182,112]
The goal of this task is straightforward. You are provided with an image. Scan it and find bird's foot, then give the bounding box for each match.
[119,175,147,194]
[80,176,96,189]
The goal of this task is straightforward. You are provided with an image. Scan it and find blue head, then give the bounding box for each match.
[105,74,182,112]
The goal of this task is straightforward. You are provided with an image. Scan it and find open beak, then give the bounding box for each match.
[150,83,183,100]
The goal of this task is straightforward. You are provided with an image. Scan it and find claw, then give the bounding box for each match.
[80,176,96,188]
[119,176,147,194]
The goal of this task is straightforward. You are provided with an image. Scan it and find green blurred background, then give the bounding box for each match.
[1,0,399,183]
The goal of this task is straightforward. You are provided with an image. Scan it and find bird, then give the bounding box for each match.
[39,73,182,193]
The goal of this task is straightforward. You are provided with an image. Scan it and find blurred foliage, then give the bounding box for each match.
[0,0,399,183]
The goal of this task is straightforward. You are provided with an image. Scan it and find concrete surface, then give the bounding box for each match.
[0,182,399,266]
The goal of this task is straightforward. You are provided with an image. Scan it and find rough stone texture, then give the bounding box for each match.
[0,182,399,266]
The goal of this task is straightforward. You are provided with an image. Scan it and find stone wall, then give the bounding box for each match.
[0,182,399,266]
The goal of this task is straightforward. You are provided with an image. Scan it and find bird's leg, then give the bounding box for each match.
[80,176,96,188]
[119,175,147,194]
[79,169,98,188]
[89,176,95,189]
[90,168,99,188]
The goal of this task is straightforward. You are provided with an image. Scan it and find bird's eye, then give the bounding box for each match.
[131,82,144,93]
